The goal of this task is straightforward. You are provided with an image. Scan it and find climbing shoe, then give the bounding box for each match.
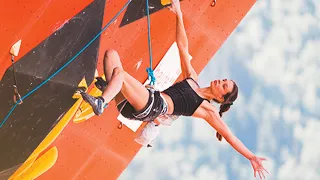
[80,92,107,116]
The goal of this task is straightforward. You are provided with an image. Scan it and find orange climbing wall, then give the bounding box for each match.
[0,0,256,179]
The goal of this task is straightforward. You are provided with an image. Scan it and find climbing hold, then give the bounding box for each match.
[161,0,171,6]
[10,39,22,56]
[211,0,217,7]
[12,146,58,180]
[73,77,88,99]
[118,122,123,129]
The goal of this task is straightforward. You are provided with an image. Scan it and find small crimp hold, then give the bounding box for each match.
[211,0,217,7]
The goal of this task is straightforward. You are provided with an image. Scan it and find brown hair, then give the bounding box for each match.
[215,81,238,141]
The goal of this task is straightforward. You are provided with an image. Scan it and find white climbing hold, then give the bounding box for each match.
[10,39,22,56]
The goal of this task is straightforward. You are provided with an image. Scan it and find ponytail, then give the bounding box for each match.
[216,102,233,141]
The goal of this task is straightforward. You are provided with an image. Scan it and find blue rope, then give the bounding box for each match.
[146,0,156,86]
[0,0,132,128]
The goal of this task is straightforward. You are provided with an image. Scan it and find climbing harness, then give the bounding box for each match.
[0,0,133,128]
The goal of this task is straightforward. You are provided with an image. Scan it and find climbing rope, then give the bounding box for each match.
[0,0,133,128]
[145,0,156,86]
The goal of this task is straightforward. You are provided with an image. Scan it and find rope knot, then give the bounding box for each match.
[146,67,156,86]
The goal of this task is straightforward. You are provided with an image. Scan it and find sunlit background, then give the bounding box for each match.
[120,0,320,179]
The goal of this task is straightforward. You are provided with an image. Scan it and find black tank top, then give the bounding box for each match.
[162,78,210,116]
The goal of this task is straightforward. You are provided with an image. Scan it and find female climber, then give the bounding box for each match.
[80,0,269,178]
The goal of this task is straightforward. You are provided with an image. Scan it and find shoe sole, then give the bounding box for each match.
[80,92,102,116]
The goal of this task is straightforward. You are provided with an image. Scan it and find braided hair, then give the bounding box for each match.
[215,81,238,141]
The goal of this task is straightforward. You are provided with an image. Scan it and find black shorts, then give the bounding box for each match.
[117,89,168,122]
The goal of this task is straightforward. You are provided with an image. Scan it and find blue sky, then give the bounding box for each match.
[120,0,320,179]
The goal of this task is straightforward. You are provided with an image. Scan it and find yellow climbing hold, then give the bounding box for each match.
[10,39,22,56]
[14,146,58,180]
[72,77,88,99]
[161,0,171,6]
